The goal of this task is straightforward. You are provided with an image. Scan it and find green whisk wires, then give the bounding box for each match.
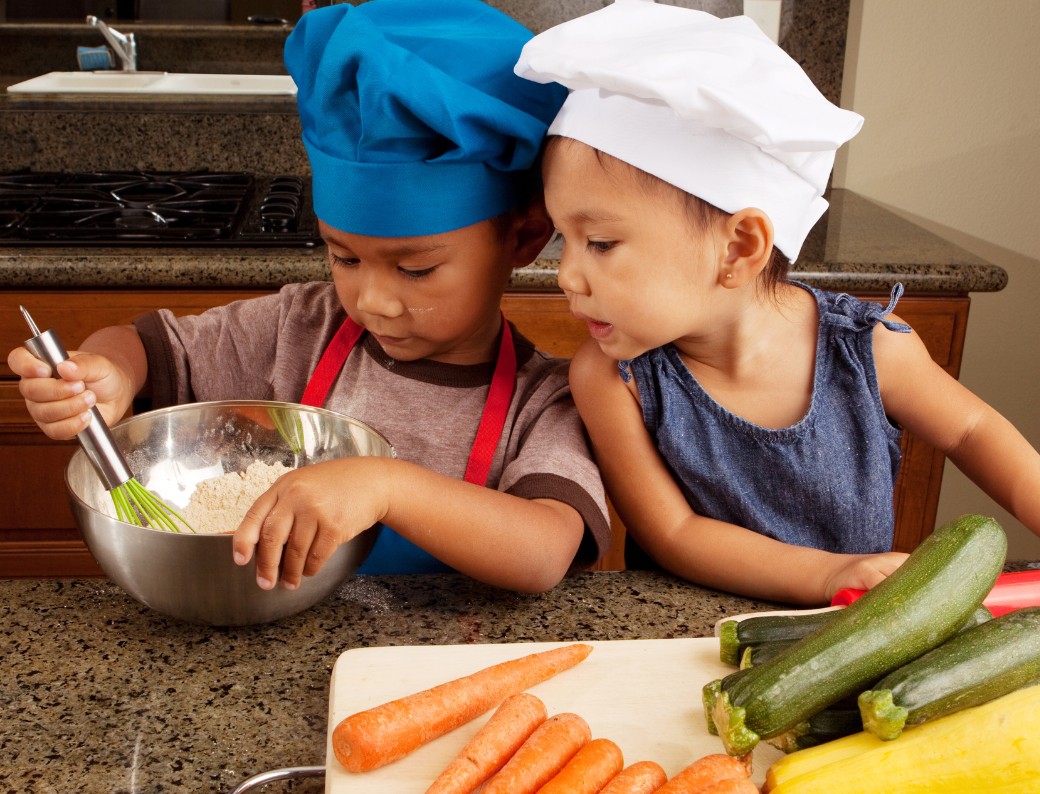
[19,305,196,534]
[112,478,195,533]
[269,407,306,454]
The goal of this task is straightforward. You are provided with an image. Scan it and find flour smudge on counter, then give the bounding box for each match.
[183,460,291,533]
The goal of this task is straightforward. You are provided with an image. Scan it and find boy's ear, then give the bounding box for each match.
[509,197,555,267]
[719,208,774,288]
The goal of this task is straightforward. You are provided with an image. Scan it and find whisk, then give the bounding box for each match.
[19,306,195,533]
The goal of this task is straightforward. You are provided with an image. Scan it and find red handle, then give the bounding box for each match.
[831,569,1040,616]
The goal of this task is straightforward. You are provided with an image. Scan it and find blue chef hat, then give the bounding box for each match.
[284,0,567,237]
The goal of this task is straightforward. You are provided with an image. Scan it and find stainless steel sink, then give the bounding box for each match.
[7,71,296,96]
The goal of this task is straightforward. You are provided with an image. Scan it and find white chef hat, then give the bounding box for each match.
[514,0,864,261]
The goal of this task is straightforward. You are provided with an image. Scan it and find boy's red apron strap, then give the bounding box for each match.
[463,318,515,486]
[301,317,366,408]
[299,314,516,487]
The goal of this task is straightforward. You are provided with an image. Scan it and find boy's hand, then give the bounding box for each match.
[232,457,393,590]
[821,551,909,602]
[7,346,131,440]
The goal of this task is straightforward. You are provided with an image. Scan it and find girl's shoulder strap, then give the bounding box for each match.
[811,282,912,335]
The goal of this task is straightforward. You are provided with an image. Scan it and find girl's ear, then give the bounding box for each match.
[510,197,555,267]
[719,208,774,288]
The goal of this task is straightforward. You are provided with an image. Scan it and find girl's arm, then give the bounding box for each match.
[569,339,906,606]
[874,317,1040,535]
[233,456,587,594]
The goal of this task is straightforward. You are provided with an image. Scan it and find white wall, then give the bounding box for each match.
[834,0,1040,559]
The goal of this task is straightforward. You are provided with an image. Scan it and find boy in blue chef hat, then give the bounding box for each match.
[7,0,610,593]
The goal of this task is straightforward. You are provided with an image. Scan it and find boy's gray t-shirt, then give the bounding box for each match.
[133,281,610,566]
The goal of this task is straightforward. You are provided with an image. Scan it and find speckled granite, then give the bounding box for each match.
[0,107,306,174]
[783,0,849,106]
[3,564,1036,792]
[0,190,1009,294]
[0,570,781,794]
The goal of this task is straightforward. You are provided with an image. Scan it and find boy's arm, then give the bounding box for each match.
[569,339,907,606]
[875,318,1040,536]
[379,462,586,592]
[233,456,585,594]
[8,324,147,440]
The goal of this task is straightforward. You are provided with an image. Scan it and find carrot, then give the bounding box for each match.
[654,754,751,793]
[333,643,592,772]
[697,779,759,794]
[483,712,592,794]
[599,760,668,794]
[536,737,625,794]
[425,692,548,794]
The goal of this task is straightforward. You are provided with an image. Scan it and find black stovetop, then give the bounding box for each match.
[0,170,322,247]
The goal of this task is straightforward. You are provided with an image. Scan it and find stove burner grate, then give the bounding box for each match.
[0,170,321,247]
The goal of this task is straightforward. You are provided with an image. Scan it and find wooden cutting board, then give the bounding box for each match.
[325,638,784,792]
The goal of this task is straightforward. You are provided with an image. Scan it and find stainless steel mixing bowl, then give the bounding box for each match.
[65,400,395,626]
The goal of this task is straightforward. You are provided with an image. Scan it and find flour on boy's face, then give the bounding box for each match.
[319,220,515,367]
[543,139,727,362]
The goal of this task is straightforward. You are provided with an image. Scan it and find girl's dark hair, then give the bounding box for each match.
[678,192,791,298]
[545,135,790,297]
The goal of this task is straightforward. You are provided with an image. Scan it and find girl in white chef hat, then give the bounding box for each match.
[516,0,1040,605]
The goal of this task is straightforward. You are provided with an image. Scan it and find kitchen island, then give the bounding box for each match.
[3,570,784,794]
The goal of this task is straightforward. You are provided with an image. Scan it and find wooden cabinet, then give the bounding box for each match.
[0,289,969,576]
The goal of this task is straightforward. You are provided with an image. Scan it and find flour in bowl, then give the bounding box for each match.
[183,460,292,534]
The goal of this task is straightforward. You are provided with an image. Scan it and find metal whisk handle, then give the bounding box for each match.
[20,307,133,490]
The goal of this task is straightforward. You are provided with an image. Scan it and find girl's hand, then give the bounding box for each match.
[232,457,393,590]
[821,551,909,601]
[7,346,132,440]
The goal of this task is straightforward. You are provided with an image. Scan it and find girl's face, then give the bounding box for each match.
[544,138,730,361]
[321,218,516,365]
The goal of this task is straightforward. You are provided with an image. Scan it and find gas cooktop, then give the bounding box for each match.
[0,170,322,247]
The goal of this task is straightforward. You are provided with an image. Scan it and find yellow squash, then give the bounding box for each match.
[764,683,1040,793]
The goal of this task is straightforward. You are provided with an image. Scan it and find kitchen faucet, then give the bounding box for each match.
[86,15,137,72]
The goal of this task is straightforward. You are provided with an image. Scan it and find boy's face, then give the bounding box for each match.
[321,217,525,365]
[543,138,730,362]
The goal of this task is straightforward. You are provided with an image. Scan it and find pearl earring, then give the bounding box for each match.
[725,273,733,280]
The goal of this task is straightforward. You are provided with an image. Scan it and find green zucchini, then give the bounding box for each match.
[724,602,992,668]
[766,707,863,753]
[738,605,992,670]
[739,640,796,669]
[702,667,749,735]
[707,514,1007,756]
[718,609,840,666]
[858,605,1040,740]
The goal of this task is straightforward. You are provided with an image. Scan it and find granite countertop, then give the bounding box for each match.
[1,570,781,794]
[0,190,1010,294]
[4,565,1037,792]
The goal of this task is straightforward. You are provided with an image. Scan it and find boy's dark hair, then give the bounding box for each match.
[489,148,547,239]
